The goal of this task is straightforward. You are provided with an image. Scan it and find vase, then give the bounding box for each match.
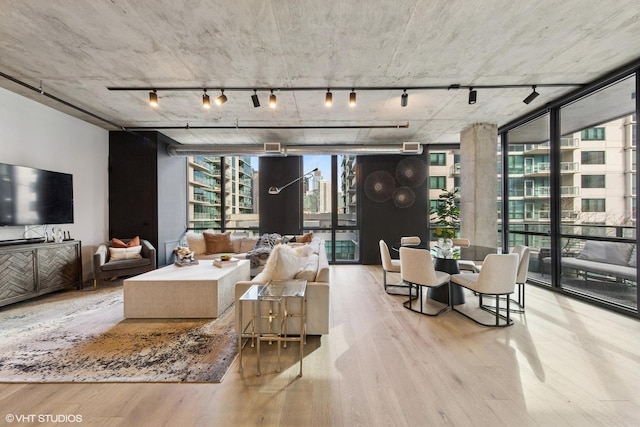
[437,238,454,259]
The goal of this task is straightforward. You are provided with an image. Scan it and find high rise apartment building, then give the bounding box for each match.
[187,156,255,231]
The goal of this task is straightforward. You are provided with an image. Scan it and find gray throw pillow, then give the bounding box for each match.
[576,241,634,266]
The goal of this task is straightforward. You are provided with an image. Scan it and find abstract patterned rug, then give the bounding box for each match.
[0,284,238,383]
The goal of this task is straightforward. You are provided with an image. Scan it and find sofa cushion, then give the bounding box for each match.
[203,231,234,254]
[112,236,140,248]
[108,245,142,261]
[185,232,207,255]
[102,257,150,272]
[576,241,634,266]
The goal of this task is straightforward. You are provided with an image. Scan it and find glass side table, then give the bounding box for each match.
[237,284,262,374]
[257,279,307,377]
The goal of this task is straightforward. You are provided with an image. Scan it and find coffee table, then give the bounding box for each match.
[123,259,250,318]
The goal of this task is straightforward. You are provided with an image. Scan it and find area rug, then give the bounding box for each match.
[0,284,238,383]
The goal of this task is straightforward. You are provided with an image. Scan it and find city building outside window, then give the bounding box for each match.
[581,127,606,140]
[581,175,606,188]
[581,151,606,164]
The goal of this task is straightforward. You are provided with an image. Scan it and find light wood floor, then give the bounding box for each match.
[1,265,639,426]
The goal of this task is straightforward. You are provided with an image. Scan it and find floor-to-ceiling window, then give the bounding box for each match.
[557,75,637,310]
[501,64,638,316]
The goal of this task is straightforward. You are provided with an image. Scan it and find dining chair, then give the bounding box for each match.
[449,253,519,327]
[452,237,476,272]
[400,247,450,316]
[510,245,530,311]
[379,240,405,294]
[400,236,421,246]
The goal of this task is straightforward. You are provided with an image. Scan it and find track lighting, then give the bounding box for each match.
[251,90,260,108]
[468,87,477,105]
[349,89,356,107]
[401,90,408,107]
[325,89,333,107]
[269,90,276,108]
[149,90,158,107]
[202,90,210,109]
[215,89,227,106]
[523,85,539,104]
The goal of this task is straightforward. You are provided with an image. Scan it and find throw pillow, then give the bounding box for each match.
[261,244,310,281]
[203,231,234,254]
[239,237,257,253]
[112,236,140,248]
[295,253,319,281]
[296,232,313,244]
[185,232,207,255]
[108,245,142,261]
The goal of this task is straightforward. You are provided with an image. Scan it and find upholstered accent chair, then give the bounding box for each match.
[400,247,450,316]
[449,253,519,327]
[93,239,156,287]
[379,239,405,294]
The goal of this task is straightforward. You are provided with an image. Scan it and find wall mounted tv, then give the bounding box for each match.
[0,163,74,226]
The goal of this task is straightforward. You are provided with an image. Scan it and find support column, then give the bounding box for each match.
[460,123,498,248]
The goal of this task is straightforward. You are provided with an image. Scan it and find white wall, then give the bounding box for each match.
[0,88,109,284]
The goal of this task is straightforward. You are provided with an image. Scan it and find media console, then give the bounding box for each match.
[0,240,82,308]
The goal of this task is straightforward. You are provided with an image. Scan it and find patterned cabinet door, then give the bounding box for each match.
[37,243,79,291]
[0,249,36,301]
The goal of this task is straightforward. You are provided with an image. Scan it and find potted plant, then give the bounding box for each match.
[429,188,460,257]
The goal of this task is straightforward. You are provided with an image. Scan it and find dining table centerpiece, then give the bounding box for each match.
[430,188,460,258]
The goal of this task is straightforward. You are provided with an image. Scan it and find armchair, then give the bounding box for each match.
[93,238,156,287]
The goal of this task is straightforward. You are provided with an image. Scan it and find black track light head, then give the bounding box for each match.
[269,90,276,108]
[523,85,539,104]
[325,89,333,107]
[215,89,227,106]
[251,90,260,108]
[149,90,158,107]
[202,90,210,109]
[468,88,477,105]
[349,89,356,107]
[401,90,408,107]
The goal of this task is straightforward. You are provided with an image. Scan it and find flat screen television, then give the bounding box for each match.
[0,163,74,226]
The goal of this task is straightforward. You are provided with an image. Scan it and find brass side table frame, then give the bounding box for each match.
[238,279,307,377]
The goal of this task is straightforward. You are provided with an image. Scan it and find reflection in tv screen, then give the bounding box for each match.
[0,163,74,226]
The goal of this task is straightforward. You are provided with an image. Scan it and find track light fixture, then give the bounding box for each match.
[523,85,539,104]
[202,90,210,109]
[325,89,333,107]
[401,89,408,107]
[349,89,356,107]
[468,87,477,105]
[269,90,276,108]
[215,90,227,106]
[149,90,158,108]
[251,90,260,108]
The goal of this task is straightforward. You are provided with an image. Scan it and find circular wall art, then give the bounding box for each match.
[364,170,395,202]
[395,157,427,188]
[393,186,416,208]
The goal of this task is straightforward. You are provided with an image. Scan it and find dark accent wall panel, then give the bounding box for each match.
[109,131,187,266]
[360,154,429,264]
[259,156,303,235]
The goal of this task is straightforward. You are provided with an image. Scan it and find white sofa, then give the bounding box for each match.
[235,238,330,336]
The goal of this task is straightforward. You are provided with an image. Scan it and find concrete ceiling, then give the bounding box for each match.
[1,0,639,151]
